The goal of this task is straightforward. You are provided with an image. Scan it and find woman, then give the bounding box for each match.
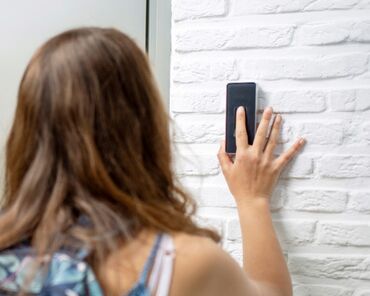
[0,27,305,295]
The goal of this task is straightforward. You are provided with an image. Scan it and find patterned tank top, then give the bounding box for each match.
[0,232,175,295]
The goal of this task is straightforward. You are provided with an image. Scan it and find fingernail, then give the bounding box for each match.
[299,137,305,144]
[265,106,273,114]
[237,106,245,116]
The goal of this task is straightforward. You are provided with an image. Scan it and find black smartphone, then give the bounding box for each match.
[225,82,257,154]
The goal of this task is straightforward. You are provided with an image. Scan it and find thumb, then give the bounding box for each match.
[217,140,232,172]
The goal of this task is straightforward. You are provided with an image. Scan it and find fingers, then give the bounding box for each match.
[274,137,305,170]
[218,140,232,172]
[235,106,249,151]
[263,114,282,157]
[254,107,273,153]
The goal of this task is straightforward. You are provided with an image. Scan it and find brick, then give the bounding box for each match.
[289,255,370,280]
[226,218,241,241]
[172,58,239,83]
[231,0,314,15]
[361,122,370,143]
[173,116,224,143]
[304,0,361,11]
[351,20,370,42]
[188,185,236,208]
[210,59,239,81]
[170,89,223,113]
[228,25,295,48]
[227,218,316,247]
[231,0,361,15]
[297,22,350,45]
[172,59,209,83]
[175,25,295,52]
[358,0,370,9]
[295,121,345,145]
[285,189,348,212]
[174,153,220,176]
[277,121,292,144]
[329,88,370,111]
[357,89,370,110]
[298,20,370,45]
[329,89,356,111]
[318,155,370,178]
[241,53,368,80]
[354,290,370,296]
[318,222,370,246]
[261,90,327,113]
[274,220,317,247]
[172,0,226,21]
[280,155,314,178]
[175,27,234,51]
[348,191,370,213]
[344,120,367,145]
[294,285,353,296]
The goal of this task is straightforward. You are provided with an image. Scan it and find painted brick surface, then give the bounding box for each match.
[318,155,370,178]
[285,189,348,212]
[240,53,368,80]
[288,254,370,280]
[348,191,370,213]
[296,20,370,45]
[329,88,370,111]
[294,285,353,296]
[318,222,370,246]
[227,218,317,247]
[171,0,370,292]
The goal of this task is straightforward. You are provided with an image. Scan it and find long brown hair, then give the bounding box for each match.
[0,27,220,272]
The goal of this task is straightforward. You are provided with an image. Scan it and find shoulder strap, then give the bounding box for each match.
[136,232,164,286]
[147,233,176,296]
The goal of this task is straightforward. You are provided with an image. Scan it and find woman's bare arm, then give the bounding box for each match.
[217,106,305,296]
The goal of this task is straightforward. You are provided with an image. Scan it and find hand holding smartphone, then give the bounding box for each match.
[220,84,306,202]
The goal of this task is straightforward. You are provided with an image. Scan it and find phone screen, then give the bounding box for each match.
[225,82,257,154]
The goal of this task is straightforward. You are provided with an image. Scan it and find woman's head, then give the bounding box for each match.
[0,27,220,258]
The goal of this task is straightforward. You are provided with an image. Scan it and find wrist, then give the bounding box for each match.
[235,196,271,210]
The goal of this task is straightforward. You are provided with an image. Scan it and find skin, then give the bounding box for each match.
[100,106,305,296]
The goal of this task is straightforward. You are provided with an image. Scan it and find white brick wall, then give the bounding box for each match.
[170,0,370,294]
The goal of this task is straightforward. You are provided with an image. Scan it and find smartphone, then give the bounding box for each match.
[225,82,257,154]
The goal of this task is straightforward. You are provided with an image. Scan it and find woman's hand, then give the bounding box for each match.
[217,106,305,207]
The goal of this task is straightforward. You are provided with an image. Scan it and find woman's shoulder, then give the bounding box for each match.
[167,231,256,296]
[171,232,223,271]
[170,230,238,267]
[170,231,227,271]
